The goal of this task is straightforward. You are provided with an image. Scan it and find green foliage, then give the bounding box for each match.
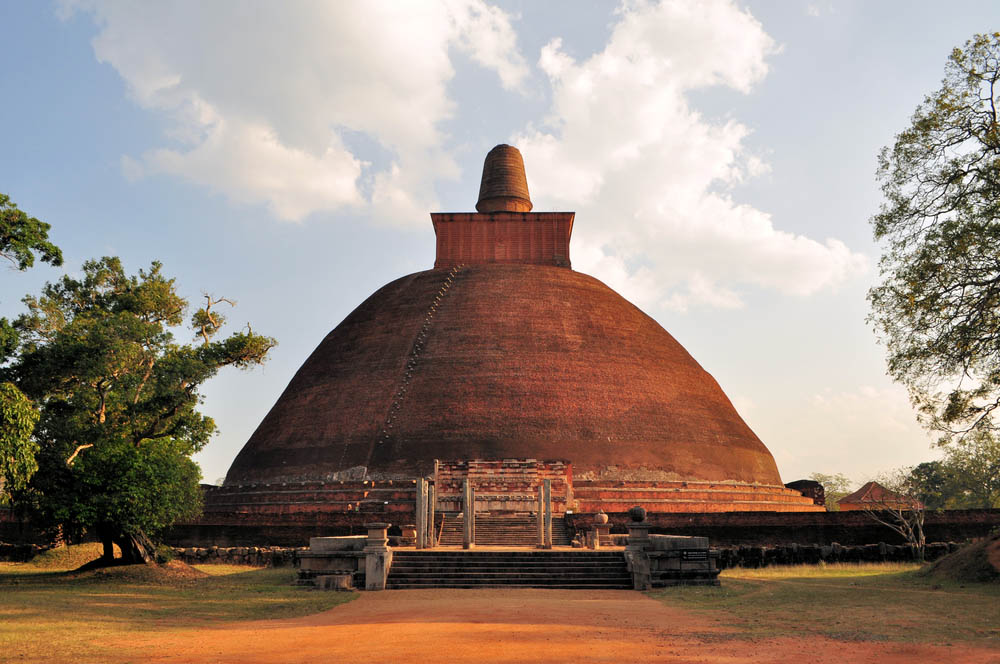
[904,434,1000,509]
[907,461,951,510]
[807,472,853,511]
[0,382,39,497]
[940,431,1000,508]
[0,194,62,271]
[4,256,275,554]
[869,33,1000,437]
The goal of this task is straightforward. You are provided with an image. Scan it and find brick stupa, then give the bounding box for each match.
[214,145,821,518]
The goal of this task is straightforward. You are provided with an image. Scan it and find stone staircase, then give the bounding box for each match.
[437,513,570,546]
[386,550,632,589]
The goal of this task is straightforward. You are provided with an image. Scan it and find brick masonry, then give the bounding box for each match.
[431,212,574,268]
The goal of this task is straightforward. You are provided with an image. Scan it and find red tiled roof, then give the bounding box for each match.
[838,481,921,508]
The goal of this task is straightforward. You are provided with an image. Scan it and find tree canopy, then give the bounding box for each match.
[807,472,853,511]
[869,33,1000,437]
[0,194,62,271]
[5,257,275,562]
[0,381,39,499]
[906,432,1000,509]
[0,194,60,501]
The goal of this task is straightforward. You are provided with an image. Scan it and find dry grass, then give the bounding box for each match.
[650,562,1000,646]
[0,543,356,663]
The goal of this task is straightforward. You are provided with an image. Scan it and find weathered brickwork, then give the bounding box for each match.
[227,264,786,487]
[431,212,574,268]
[573,480,821,512]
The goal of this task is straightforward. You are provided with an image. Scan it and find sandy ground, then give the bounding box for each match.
[115,588,1000,664]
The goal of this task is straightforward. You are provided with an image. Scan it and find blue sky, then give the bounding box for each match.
[2,0,997,487]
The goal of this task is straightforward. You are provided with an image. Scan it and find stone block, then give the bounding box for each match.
[315,574,354,591]
[309,536,366,553]
[649,535,708,551]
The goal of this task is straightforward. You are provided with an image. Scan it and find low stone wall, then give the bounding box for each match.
[715,540,963,569]
[0,542,48,562]
[566,509,1000,546]
[170,545,305,567]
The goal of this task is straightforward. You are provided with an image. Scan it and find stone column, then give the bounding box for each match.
[543,478,553,549]
[463,479,475,549]
[363,522,392,591]
[624,506,651,590]
[427,483,436,548]
[536,485,544,548]
[592,511,610,550]
[415,478,427,550]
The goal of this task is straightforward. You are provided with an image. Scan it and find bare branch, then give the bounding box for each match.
[66,443,94,467]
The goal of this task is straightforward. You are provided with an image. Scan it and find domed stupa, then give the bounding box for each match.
[216,145,820,517]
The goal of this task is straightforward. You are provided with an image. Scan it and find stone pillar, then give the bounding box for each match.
[415,478,427,549]
[363,522,392,591]
[463,479,475,549]
[543,479,553,549]
[537,485,544,548]
[592,511,610,550]
[624,506,651,590]
[427,483,436,548]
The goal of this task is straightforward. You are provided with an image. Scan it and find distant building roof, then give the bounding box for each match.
[838,481,923,510]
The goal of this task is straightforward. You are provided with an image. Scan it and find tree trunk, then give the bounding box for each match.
[95,523,116,563]
[113,529,156,565]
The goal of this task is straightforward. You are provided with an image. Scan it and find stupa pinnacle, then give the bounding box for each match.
[476,144,533,212]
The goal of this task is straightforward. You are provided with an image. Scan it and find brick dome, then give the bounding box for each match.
[225,263,783,486]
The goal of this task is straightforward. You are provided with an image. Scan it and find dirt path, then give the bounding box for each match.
[120,589,998,664]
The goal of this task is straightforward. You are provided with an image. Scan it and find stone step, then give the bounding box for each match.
[386,583,630,589]
[438,514,571,547]
[394,553,621,558]
[392,564,627,572]
[388,571,630,579]
[386,550,631,589]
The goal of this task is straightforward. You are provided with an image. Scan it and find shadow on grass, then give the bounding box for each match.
[648,563,1000,646]
[0,565,357,631]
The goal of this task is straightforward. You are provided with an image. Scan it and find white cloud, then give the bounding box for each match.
[516,0,867,309]
[752,384,939,483]
[62,0,527,222]
[67,0,866,308]
[805,3,835,18]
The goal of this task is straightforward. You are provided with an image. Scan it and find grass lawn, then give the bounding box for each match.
[650,562,1000,646]
[0,544,355,663]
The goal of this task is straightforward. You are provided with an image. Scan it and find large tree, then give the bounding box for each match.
[869,33,1000,437]
[0,193,60,500]
[6,257,275,563]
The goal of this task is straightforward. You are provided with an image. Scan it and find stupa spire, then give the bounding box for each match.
[476,144,532,212]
